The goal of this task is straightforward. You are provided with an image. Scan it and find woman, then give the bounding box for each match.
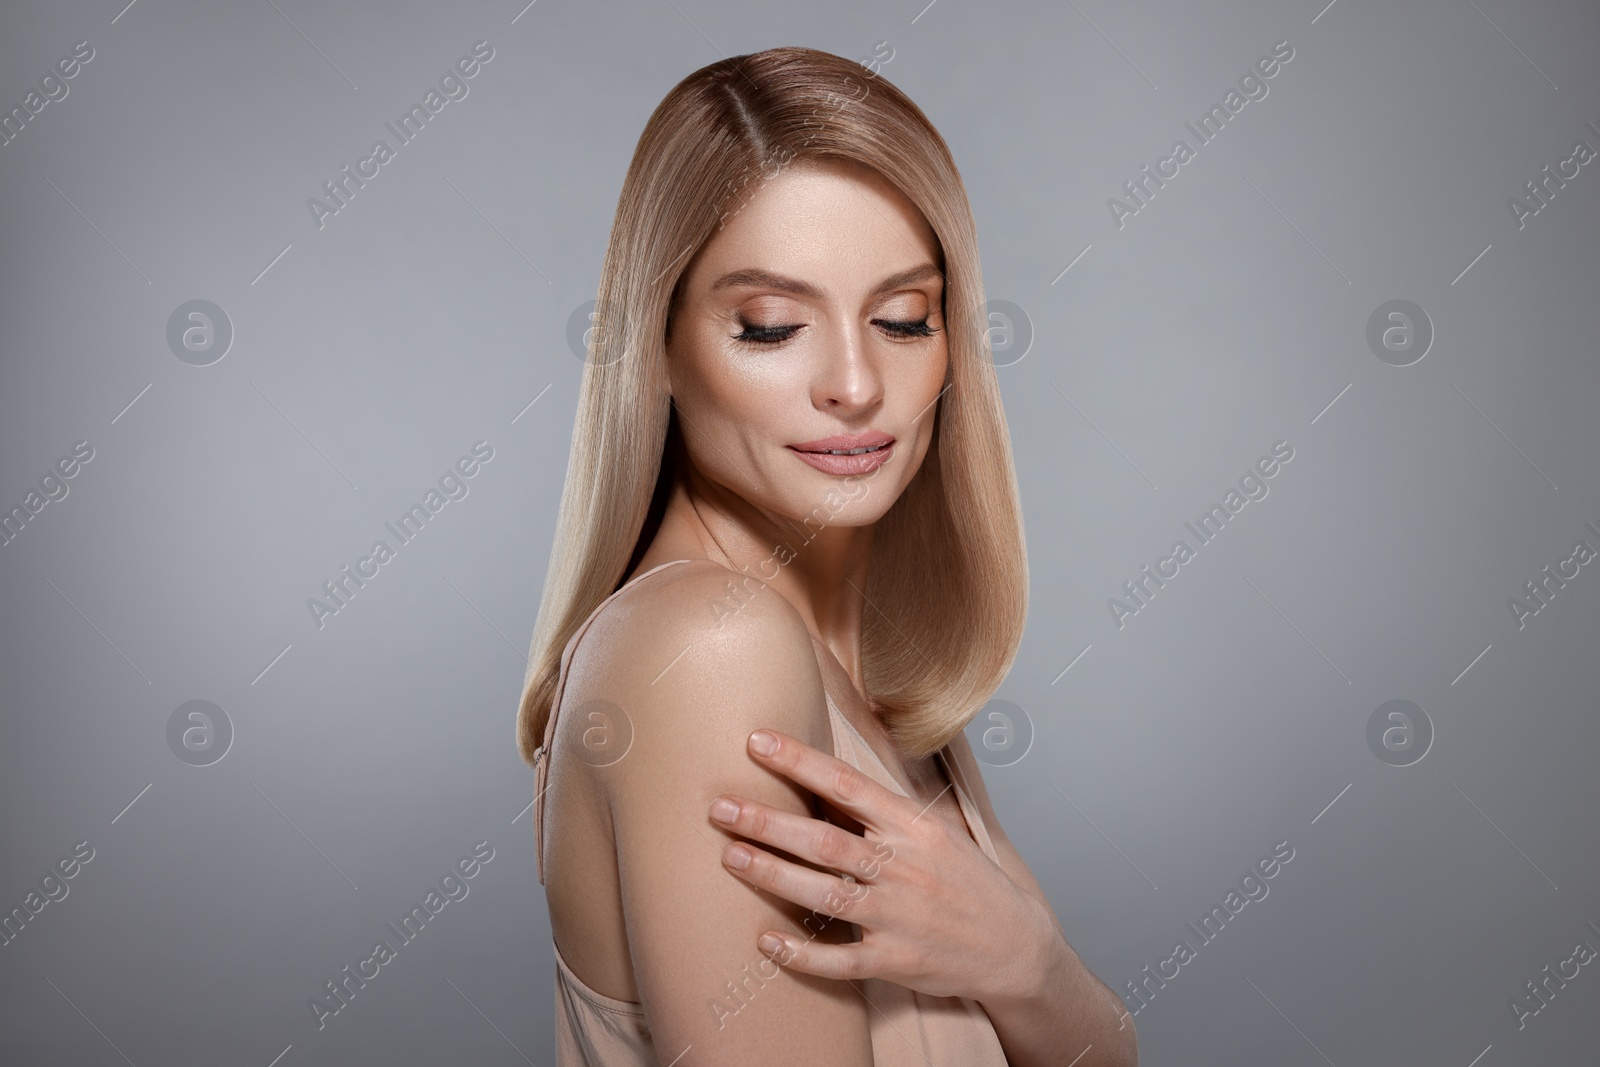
[516,46,1137,1066]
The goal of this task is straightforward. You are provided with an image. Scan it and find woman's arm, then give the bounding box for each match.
[702,720,1140,1066]
[583,568,874,1065]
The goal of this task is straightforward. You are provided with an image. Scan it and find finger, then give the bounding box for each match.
[721,840,879,925]
[710,794,886,882]
[747,728,916,831]
[758,929,878,983]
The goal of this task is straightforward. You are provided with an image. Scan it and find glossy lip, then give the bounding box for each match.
[787,432,896,476]
[788,430,895,453]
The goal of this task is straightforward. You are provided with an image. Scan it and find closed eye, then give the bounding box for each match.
[732,321,801,345]
[876,318,939,339]
[731,319,940,346]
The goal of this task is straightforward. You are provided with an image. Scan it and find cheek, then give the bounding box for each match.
[708,365,783,425]
[680,349,802,445]
[914,343,950,402]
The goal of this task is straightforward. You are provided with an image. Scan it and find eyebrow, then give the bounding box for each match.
[708,263,943,299]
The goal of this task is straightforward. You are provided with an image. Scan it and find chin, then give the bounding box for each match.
[782,479,899,530]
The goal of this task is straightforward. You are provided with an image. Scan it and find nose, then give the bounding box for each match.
[813,320,884,415]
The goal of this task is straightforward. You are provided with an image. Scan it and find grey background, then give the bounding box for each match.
[2,0,1597,1063]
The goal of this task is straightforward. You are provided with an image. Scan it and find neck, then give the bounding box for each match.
[650,467,876,690]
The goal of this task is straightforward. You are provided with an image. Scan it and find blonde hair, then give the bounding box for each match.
[515,45,1027,765]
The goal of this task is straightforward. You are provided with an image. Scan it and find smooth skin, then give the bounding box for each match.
[543,156,1137,1065]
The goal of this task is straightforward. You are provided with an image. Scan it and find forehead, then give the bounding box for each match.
[684,158,941,294]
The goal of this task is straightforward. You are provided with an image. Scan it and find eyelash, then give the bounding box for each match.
[732,319,940,346]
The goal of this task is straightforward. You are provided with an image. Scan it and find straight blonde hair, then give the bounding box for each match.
[515,45,1027,765]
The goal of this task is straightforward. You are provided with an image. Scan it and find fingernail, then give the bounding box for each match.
[710,797,739,824]
[758,933,785,956]
[725,843,751,870]
[749,730,777,756]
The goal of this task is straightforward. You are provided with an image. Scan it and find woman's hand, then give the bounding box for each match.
[706,726,1056,1005]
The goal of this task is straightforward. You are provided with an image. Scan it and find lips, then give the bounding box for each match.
[787,432,896,476]
[788,431,895,454]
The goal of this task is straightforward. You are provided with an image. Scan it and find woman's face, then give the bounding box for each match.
[664,157,949,530]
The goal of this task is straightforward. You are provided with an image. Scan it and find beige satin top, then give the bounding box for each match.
[533,558,1010,1065]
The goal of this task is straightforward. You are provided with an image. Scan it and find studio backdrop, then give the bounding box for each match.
[2,1,1597,1064]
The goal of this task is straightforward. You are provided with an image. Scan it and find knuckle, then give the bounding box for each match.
[818,885,855,919]
[831,762,865,803]
[856,838,895,879]
[748,805,774,839]
[843,881,877,920]
[814,825,850,867]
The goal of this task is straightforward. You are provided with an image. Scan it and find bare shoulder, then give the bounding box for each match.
[560,558,870,1060]
[571,557,834,790]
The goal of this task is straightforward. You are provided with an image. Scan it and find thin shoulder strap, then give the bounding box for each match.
[937,745,1001,866]
[533,557,699,885]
